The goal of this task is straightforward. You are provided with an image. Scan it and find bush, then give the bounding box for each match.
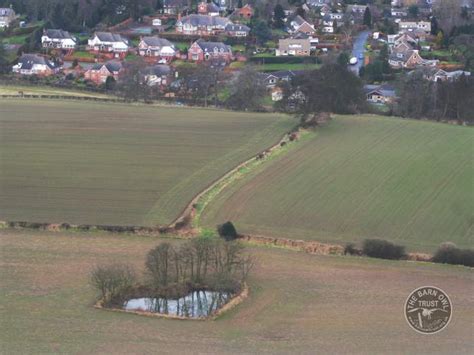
[217,221,239,241]
[362,239,406,260]
[432,243,474,267]
[344,243,359,256]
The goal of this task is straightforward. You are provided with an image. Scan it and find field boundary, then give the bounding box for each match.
[164,127,305,233]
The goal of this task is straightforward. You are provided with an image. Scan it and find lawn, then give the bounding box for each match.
[1,229,472,353]
[1,34,29,45]
[0,99,294,226]
[201,115,474,252]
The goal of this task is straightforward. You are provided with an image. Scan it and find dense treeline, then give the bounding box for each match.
[0,0,162,30]
[277,63,367,121]
[395,70,474,123]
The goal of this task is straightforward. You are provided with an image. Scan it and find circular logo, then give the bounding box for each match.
[404,286,452,334]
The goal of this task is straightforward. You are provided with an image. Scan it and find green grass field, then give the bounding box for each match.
[0,99,294,226]
[202,115,474,252]
[1,229,472,353]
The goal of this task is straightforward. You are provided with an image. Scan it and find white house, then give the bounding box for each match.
[0,7,15,28]
[42,29,77,49]
[12,54,61,76]
[138,36,176,59]
[398,21,431,34]
[88,32,129,56]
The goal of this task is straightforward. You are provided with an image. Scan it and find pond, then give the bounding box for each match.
[123,290,233,318]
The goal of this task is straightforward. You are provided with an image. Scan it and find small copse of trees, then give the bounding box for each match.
[90,263,136,307]
[432,242,474,267]
[362,239,406,260]
[90,236,253,307]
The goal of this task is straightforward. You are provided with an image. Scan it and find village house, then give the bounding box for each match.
[141,64,175,87]
[187,39,232,62]
[41,29,77,50]
[0,7,15,28]
[289,15,315,35]
[225,23,250,37]
[389,49,437,69]
[197,2,220,16]
[423,68,471,82]
[232,4,254,19]
[84,61,123,85]
[276,38,311,56]
[138,36,177,60]
[162,0,188,15]
[292,32,319,49]
[347,4,367,16]
[176,14,231,35]
[364,84,397,104]
[88,32,129,58]
[398,20,431,34]
[259,70,305,89]
[12,54,61,76]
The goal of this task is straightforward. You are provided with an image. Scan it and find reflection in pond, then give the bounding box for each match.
[123,290,232,318]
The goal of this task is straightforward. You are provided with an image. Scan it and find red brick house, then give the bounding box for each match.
[197,2,220,16]
[233,4,254,18]
[188,39,232,62]
[84,61,123,85]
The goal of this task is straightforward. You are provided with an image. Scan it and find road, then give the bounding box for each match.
[349,30,371,76]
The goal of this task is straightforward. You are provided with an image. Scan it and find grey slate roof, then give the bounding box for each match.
[44,29,74,40]
[364,84,396,97]
[17,54,57,70]
[95,32,128,43]
[142,36,174,47]
[195,39,231,53]
[142,64,172,76]
[178,14,231,27]
[91,61,123,72]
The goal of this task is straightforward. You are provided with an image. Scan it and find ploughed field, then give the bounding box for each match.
[202,115,474,252]
[0,99,294,225]
[1,230,472,353]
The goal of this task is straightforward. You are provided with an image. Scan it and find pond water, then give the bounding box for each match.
[123,290,232,318]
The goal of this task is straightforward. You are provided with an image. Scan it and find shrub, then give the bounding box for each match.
[90,263,136,307]
[344,243,359,256]
[432,243,474,267]
[217,221,239,241]
[362,239,406,260]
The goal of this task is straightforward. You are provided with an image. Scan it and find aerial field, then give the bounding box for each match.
[0,99,294,226]
[202,115,474,252]
[1,230,472,353]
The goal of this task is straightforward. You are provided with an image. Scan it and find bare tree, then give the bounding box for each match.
[90,263,136,306]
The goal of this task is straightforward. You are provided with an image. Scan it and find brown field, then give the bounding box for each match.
[1,230,472,354]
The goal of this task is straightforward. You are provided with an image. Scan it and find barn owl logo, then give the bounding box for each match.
[404,286,452,334]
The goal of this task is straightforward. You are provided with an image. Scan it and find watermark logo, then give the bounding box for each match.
[405,286,452,334]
